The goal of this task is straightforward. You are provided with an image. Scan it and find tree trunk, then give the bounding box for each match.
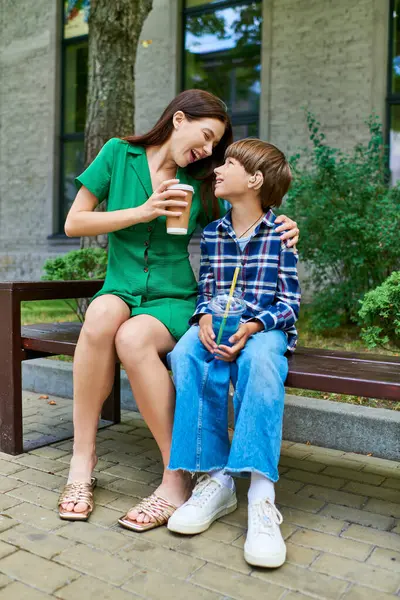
[81,0,153,250]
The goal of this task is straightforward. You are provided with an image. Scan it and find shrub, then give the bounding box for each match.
[284,112,400,331]
[42,248,107,320]
[358,271,400,349]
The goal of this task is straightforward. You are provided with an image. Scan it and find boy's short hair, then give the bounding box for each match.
[225,138,292,210]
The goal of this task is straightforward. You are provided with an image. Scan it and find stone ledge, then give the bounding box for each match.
[22,359,400,461]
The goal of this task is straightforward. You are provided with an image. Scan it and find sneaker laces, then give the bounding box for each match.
[187,474,221,507]
[250,498,283,536]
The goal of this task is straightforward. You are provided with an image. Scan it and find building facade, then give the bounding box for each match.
[0,0,395,282]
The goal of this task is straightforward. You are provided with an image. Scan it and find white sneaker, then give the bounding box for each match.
[244,498,286,568]
[167,474,237,535]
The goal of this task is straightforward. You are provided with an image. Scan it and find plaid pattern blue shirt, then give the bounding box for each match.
[191,209,301,352]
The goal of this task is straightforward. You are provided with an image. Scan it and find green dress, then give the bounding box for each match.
[75,138,223,341]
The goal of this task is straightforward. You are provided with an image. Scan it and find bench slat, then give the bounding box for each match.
[21,323,400,401]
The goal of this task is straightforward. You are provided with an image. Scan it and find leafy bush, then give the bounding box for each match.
[42,248,107,320]
[284,112,400,331]
[358,271,400,349]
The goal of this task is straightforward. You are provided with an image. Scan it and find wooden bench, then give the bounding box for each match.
[1,281,399,455]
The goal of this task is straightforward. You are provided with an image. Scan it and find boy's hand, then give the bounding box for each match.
[198,314,217,353]
[215,321,264,362]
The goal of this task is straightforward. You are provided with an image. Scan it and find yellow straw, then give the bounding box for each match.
[216,267,241,345]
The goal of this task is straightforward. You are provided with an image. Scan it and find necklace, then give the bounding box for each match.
[237,213,265,239]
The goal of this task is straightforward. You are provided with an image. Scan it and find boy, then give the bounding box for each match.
[167,138,301,568]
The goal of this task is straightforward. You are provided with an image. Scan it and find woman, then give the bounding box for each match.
[58,89,299,530]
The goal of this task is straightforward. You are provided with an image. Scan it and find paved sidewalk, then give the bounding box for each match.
[0,393,399,599]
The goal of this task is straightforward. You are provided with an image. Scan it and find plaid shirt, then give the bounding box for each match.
[191,209,301,352]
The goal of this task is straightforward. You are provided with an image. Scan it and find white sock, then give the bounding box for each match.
[210,469,235,491]
[248,472,275,505]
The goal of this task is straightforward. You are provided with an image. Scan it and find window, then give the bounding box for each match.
[182,0,262,140]
[388,0,400,184]
[59,2,88,232]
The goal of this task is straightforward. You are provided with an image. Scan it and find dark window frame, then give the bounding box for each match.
[181,0,262,136]
[59,1,88,233]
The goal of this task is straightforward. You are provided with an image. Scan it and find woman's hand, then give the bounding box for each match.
[198,314,217,353]
[215,321,263,362]
[137,179,188,223]
[275,215,299,248]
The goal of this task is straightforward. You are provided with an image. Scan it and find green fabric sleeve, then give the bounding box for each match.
[75,138,117,203]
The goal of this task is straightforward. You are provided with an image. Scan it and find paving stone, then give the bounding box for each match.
[276,478,305,495]
[381,477,400,490]
[0,574,11,589]
[282,593,321,600]
[392,522,400,535]
[297,485,367,509]
[7,484,60,510]
[0,540,17,559]
[13,455,67,473]
[55,544,134,585]
[0,516,16,533]
[366,546,400,573]
[0,549,80,593]
[106,477,155,499]
[88,505,121,527]
[9,468,64,491]
[99,451,154,469]
[101,464,158,485]
[0,523,76,559]
[57,521,129,552]
[177,536,251,575]
[0,582,53,600]
[201,521,244,544]
[276,490,327,513]
[90,487,120,506]
[251,560,348,599]
[120,522,187,550]
[320,466,386,486]
[342,481,400,503]
[280,447,313,460]
[190,562,285,600]
[105,494,138,513]
[119,538,206,579]
[279,455,326,473]
[363,498,400,519]
[30,447,69,460]
[96,430,144,445]
[306,455,365,470]
[311,552,400,593]
[4,502,63,531]
[341,524,400,552]
[0,494,22,511]
[282,469,346,489]
[290,529,372,561]
[281,507,346,535]
[0,460,25,476]
[341,585,399,600]
[123,568,221,600]
[0,474,25,493]
[57,575,139,600]
[98,440,146,456]
[319,504,395,531]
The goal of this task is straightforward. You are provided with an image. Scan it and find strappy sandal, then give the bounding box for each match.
[58,477,97,521]
[118,493,177,532]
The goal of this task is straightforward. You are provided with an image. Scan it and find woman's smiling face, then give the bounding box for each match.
[170,111,226,168]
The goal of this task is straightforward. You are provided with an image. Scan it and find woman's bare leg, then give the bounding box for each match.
[62,295,130,513]
[115,315,191,524]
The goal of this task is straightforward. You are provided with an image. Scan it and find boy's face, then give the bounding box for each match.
[214,157,250,200]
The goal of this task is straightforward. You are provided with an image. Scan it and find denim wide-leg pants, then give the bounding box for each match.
[168,325,289,482]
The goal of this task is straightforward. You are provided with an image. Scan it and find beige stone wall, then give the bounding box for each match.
[260,0,389,156]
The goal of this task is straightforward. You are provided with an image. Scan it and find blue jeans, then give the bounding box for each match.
[168,325,289,482]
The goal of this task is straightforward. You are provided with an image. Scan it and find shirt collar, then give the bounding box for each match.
[217,208,276,232]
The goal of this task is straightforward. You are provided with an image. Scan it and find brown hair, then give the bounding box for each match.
[225,138,292,210]
[123,89,233,220]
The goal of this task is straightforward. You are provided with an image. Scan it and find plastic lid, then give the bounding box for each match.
[167,183,194,192]
[209,293,246,315]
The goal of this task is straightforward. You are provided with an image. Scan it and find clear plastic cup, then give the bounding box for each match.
[210,293,246,346]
